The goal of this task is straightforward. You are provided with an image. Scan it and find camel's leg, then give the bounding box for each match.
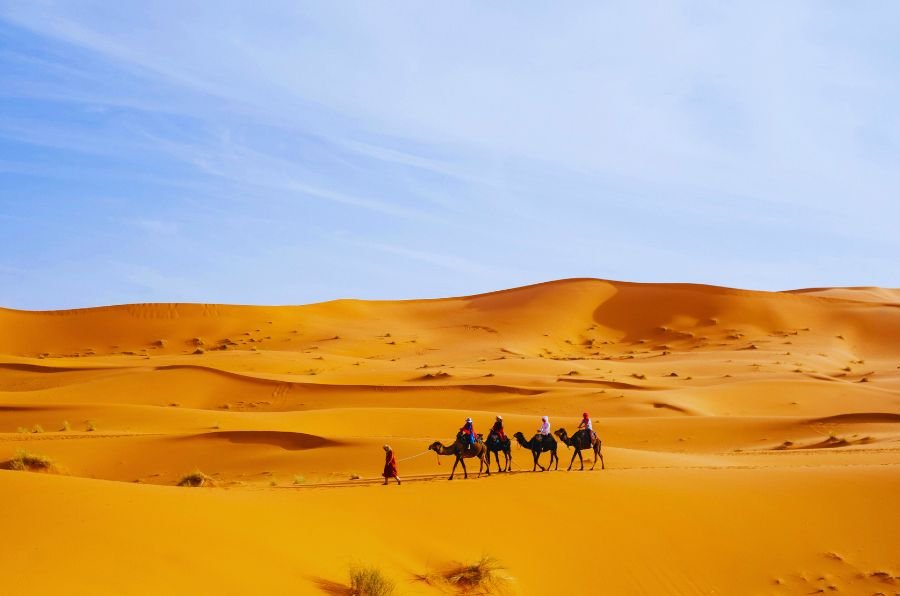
[533,451,543,472]
[598,444,605,470]
[552,449,559,471]
[449,456,460,480]
[504,449,511,472]
[577,449,584,471]
[460,457,468,479]
[493,451,501,474]
[567,448,577,471]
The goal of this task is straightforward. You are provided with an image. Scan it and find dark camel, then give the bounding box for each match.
[554,428,605,471]
[512,431,559,472]
[484,431,512,473]
[428,433,489,480]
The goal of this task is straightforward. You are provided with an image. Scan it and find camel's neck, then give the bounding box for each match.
[515,436,532,449]
[436,443,456,455]
[559,433,572,446]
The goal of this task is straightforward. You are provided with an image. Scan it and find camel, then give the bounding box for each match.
[554,428,605,471]
[428,433,489,480]
[484,431,512,473]
[512,431,559,472]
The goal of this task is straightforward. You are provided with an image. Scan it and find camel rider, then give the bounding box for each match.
[537,415,551,437]
[578,412,597,441]
[489,415,507,442]
[460,417,476,451]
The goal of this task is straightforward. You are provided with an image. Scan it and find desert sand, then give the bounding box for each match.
[1,278,898,594]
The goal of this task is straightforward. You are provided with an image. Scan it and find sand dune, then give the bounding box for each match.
[1,278,898,594]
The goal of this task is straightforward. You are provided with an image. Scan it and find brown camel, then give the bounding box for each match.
[554,428,604,471]
[428,433,489,480]
[512,431,559,471]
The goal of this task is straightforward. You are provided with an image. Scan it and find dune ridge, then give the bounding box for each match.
[2,277,898,594]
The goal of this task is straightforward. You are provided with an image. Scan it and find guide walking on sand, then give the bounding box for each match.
[382,444,401,485]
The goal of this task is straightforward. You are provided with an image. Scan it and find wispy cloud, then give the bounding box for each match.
[345,238,496,277]
[0,2,898,308]
[127,218,179,236]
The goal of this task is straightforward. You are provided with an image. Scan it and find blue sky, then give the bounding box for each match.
[1,2,898,309]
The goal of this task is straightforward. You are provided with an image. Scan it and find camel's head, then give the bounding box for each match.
[427,441,441,452]
[512,431,526,442]
[554,428,566,439]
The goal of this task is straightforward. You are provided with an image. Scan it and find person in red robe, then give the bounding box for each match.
[382,444,401,485]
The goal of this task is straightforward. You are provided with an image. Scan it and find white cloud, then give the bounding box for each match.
[1,1,898,306]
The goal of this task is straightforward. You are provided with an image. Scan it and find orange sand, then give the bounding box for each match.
[1,278,898,594]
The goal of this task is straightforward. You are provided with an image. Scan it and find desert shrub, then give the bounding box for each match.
[419,556,512,594]
[446,556,511,593]
[6,450,54,471]
[178,470,212,487]
[86,420,96,432]
[349,564,394,596]
[31,424,44,433]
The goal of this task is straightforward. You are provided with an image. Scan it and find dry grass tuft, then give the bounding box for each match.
[6,449,55,472]
[349,564,395,596]
[177,470,214,487]
[418,555,513,594]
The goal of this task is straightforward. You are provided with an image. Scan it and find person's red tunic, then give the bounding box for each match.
[383,450,398,478]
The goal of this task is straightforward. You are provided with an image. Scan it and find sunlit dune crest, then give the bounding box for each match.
[2,278,898,594]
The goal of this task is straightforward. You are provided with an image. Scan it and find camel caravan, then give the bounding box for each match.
[426,413,605,480]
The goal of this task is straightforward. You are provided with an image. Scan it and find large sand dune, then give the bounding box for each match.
[1,278,898,594]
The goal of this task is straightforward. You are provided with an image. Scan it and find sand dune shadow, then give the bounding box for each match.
[183,431,343,450]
